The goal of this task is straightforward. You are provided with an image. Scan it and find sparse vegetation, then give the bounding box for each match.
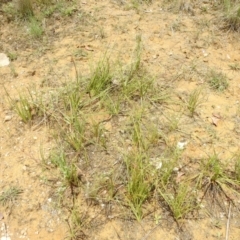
[2,0,240,239]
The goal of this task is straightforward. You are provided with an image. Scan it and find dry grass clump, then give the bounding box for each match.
[222,5,240,31]
[17,0,34,18]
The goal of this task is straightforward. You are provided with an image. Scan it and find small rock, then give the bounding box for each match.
[177,141,187,150]
[173,167,179,172]
[0,53,10,67]
[112,78,120,86]
[150,158,162,170]
[4,115,12,122]
[202,49,208,57]
[1,237,11,240]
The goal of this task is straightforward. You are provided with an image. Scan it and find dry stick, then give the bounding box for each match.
[3,222,8,238]
[112,225,122,240]
[71,56,79,81]
[225,202,232,240]
[141,223,162,240]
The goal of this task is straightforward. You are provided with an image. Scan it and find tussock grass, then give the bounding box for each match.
[0,186,23,206]
[49,149,79,187]
[5,87,45,124]
[222,5,240,31]
[190,153,240,212]
[159,183,197,220]
[208,70,229,91]
[29,17,43,38]
[17,0,34,18]
[186,88,204,117]
[125,151,153,220]
[87,57,112,97]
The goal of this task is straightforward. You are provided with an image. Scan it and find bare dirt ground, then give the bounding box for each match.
[1,0,240,239]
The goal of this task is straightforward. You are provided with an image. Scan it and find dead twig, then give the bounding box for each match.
[225,201,231,240]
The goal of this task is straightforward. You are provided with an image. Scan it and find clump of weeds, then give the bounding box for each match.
[159,182,197,221]
[186,88,205,117]
[229,62,240,71]
[0,186,23,206]
[17,0,34,18]
[190,153,240,215]
[221,5,240,32]
[5,87,45,124]
[124,151,154,221]
[29,17,43,39]
[87,57,112,97]
[208,70,229,91]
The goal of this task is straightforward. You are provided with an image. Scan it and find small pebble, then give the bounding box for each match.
[4,116,12,122]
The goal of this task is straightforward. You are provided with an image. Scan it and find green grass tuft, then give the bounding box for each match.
[208,70,229,91]
[0,186,23,206]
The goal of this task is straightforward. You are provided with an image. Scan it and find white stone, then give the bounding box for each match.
[0,53,10,67]
[177,141,187,150]
[4,116,12,122]
[1,236,11,240]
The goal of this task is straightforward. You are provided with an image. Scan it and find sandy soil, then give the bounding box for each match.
[1,0,240,239]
